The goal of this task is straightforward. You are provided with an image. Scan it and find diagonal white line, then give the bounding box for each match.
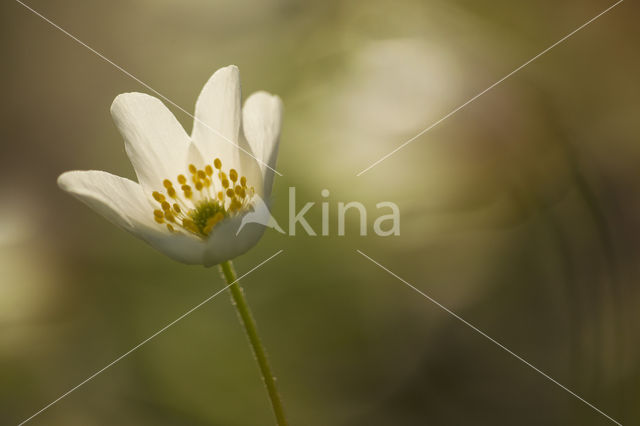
[17,250,284,426]
[356,0,624,176]
[356,249,622,425]
[15,0,283,177]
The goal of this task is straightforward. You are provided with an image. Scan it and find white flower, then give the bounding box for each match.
[58,65,283,266]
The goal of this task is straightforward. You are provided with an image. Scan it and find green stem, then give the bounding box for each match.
[219,260,288,426]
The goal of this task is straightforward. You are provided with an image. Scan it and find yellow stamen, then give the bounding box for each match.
[202,212,225,235]
[182,218,197,232]
[230,199,242,212]
[150,161,256,237]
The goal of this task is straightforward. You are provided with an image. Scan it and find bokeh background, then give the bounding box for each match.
[2,0,639,424]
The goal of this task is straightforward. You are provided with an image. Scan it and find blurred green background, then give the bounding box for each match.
[2,0,639,424]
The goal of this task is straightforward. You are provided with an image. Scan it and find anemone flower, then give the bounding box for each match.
[58,65,282,267]
[58,65,287,425]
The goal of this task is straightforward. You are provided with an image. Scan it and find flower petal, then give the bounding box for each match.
[58,170,151,231]
[202,213,266,267]
[58,170,205,264]
[192,65,243,169]
[111,93,192,193]
[242,91,283,198]
[138,228,206,265]
[237,132,265,201]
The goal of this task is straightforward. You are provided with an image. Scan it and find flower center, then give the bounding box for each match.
[151,158,255,238]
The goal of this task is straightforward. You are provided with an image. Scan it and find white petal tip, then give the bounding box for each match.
[110,92,160,116]
[57,170,81,192]
[248,90,281,100]
[201,65,240,93]
[216,64,239,75]
[245,91,283,112]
